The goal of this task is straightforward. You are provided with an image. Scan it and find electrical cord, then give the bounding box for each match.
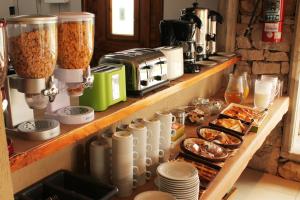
[244,0,262,37]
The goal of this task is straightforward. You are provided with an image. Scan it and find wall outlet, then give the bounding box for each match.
[44,0,69,3]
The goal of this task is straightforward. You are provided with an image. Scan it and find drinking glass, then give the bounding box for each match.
[224,73,244,104]
[261,75,279,104]
[254,79,273,109]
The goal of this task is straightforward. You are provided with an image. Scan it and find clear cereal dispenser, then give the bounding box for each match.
[4,15,60,141]
[6,15,59,109]
[46,12,95,125]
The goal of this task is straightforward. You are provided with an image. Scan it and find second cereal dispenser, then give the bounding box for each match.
[4,15,60,140]
[47,12,95,124]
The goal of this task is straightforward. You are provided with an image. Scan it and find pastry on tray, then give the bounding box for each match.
[186,107,205,124]
[222,105,263,123]
[214,118,246,133]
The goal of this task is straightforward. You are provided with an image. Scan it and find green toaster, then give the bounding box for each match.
[80,64,126,111]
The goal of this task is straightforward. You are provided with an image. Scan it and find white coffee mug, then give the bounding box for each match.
[136,117,161,175]
[89,140,111,184]
[129,123,148,187]
[156,111,176,162]
[112,131,134,197]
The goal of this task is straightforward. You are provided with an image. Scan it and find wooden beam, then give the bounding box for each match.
[0,94,14,200]
[281,0,300,155]
[217,0,239,52]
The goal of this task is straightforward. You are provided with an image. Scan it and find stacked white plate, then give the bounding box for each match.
[134,191,175,200]
[157,161,200,200]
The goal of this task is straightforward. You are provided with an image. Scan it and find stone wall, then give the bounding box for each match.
[236,0,300,178]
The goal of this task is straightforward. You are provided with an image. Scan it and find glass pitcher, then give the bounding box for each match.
[224,73,244,104]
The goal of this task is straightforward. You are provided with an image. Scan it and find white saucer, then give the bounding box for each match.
[159,177,199,187]
[216,52,236,57]
[195,60,218,67]
[157,161,198,181]
[160,188,199,200]
[134,191,176,200]
[160,185,199,193]
[208,56,229,62]
[159,173,199,182]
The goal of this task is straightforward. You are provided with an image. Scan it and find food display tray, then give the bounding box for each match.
[209,115,253,137]
[180,137,229,162]
[196,126,243,149]
[220,103,268,133]
[14,170,118,200]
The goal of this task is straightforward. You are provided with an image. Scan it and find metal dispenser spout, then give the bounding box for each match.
[9,75,58,109]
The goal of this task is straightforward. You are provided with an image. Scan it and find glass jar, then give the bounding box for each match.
[0,20,8,88]
[224,73,244,104]
[57,12,95,69]
[6,15,58,79]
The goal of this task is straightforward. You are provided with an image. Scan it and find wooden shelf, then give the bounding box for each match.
[9,57,239,172]
[111,96,289,200]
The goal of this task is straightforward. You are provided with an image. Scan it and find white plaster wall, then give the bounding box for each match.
[0,0,81,17]
[163,0,220,20]
[0,0,15,17]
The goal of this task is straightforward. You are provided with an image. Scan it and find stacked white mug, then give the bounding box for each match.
[133,118,162,175]
[112,131,134,197]
[156,111,176,162]
[100,131,113,183]
[89,139,111,184]
[128,123,151,187]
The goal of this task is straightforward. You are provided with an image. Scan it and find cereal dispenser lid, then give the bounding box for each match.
[58,12,95,21]
[6,15,58,24]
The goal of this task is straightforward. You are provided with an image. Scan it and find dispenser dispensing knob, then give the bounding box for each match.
[42,76,59,102]
[83,66,94,88]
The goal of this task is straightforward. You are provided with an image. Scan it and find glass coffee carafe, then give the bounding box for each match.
[224,73,244,104]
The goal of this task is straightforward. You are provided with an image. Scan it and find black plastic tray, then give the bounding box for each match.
[14,170,118,200]
[209,115,253,137]
[180,137,229,162]
[196,126,243,149]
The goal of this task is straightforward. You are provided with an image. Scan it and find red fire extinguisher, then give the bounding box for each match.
[262,0,285,43]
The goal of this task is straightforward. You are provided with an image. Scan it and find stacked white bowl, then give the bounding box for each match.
[157,161,200,200]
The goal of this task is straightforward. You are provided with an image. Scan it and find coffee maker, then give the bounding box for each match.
[207,10,223,55]
[181,3,207,60]
[181,2,223,59]
[160,20,201,73]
